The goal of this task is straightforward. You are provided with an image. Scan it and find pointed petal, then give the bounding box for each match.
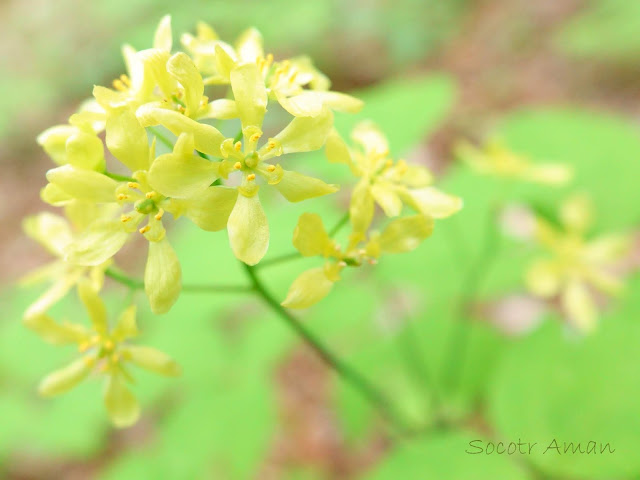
[37,125,76,165]
[376,215,434,254]
[526,163,573,186]
[153,15,172,51]
[65,220,129,266]
[562,281,598,333]
[23,275,79,319]
[77,281,108,335]
[144,239,182,314]
[112,305,139,342]
[123,345,181,376]
[351,121,389,157]
[39,357,92,396]
[137,105,224,157]
[167,52,204,117]
[104,107,150,172]
[349,180,375,235]
[173,186,238,231]
[293,213,332,257]
[266,108,333,155]
[585,234,631,263]
[325,129,352,165]
[235,27,264,64]
[227,193,269,265]
[104,374,140,428]
[281,267,335,309]
[280,91,363,116]
[370,183,403,217]
[274,169,338,202]
[405,187,463,219]
[65,130,105,171]
[560,194,593,235]
[23,312,89,345]
[525,259,562,298]
[46,165,119,203]
[41,183,73,206]
[231,63,267,129]
[197,99,238,120]
[23,212,72,256]
[148,133,219,198]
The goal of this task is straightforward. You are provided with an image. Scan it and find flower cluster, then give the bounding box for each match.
[23,17,461,426]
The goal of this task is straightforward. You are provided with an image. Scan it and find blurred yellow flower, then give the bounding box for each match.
[525,194,632,333]
[281,213,434,308]
[25,281,180,428]
[327,121,462,238]
[456,138,573,186]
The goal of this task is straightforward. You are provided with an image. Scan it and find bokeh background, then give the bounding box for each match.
[2,0,640,479]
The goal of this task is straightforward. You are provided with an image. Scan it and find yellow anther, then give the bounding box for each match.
[234,161,242,170]
[250,132,262,143]
[127,182,140,189]
[112,79,126,91]
[266,53,274,64]
[120,214,132,223]
[111,353,120,364]
[155,208,165,221]
[234,141,242,151]
[385,159,393,168]
[103,340,114,352]
[289,71,299,84]
[78,341,90,353]
[201,95,209,105]
[177,105,186,113]
[247,173,256,181]
[266,140,276,151]
[117,193,129,201]
[139,225,151,234]
[176,91,184,99]
[266,164,276,172]
[119,74,131,87]
[145,191,157,199]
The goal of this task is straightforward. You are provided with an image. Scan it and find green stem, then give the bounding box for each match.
[105,268,253,294]
[242,262,411,435]
[148,127,174,151]
[328,212,350,237]
[104,171,136,183]
[441,206,501,393]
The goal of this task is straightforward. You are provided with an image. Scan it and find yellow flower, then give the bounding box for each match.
[456,138,573,185]
[139,63,339,265]
[328,121,462,237]
[525,194,631,333]
[21,203,115,321]
[25,281,180,428]
[281,213,434,308]
[181,23,362,117]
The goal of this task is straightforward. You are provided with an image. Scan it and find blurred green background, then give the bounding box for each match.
[2,0,640,478]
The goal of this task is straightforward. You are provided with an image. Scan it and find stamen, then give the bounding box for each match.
[234,161,242,170]
[266,165,276,172]
[127,182,140,189]
[154,208,165,221]
[289,71,299,84]
[112,79,127,91]
[119,74,131,87]
[145,191,157,199]
[266,140,277,151]
[117,193,129,201]
[103,340,114,352]
[120,214,132,223]
[266,53,274,64]
[385,159,393,168]
[234,141,242,151]
[247,173,256,181]
[139,225,151,234]
[250,132,262,143]
[201,95,209,105]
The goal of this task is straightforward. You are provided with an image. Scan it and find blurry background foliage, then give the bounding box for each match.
[2,0,640,479]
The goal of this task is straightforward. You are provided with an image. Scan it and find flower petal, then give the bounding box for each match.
[145,238,182,315]
[112,305,139,342]
[370,182,403,217]
[123,345,181,377]
[281,267,335,309]
[153,15,172,51]
[77,281,108,335]
[525,259,562,298]
[46,165,119,203]
[274,169,338,203]
[560,193,592,235]
[227,193,269,265]
[137,105,224,157]
[562,280,598,333]
[172,186,238,231]
[39,358,92,396]
[198,99,238,120]
[104,374,140,428]
[23,312,88,345]
[349,179,375,235]
[231,63,267,129]
[405,187,463,219]
[167,52,204,117]
[104,106,150,172]
[264,108,333,156]
[376,215,434,254]
[148,133,219,198]
[526,163,573,186]
[325,129,352,165]
[37,125,76,165]
[65,130,105,171]
[23,212,72,256]
[65,219,129,266]
[293,213,332,257]
[351,121,389,157]
[235,27,263,64]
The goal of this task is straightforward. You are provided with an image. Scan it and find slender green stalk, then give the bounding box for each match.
[441,206,501,393]
[104,171,136,183]
[148,126,174,151]
[105,268,253,294]
[328,212,350,237]
[242,262,411,435]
